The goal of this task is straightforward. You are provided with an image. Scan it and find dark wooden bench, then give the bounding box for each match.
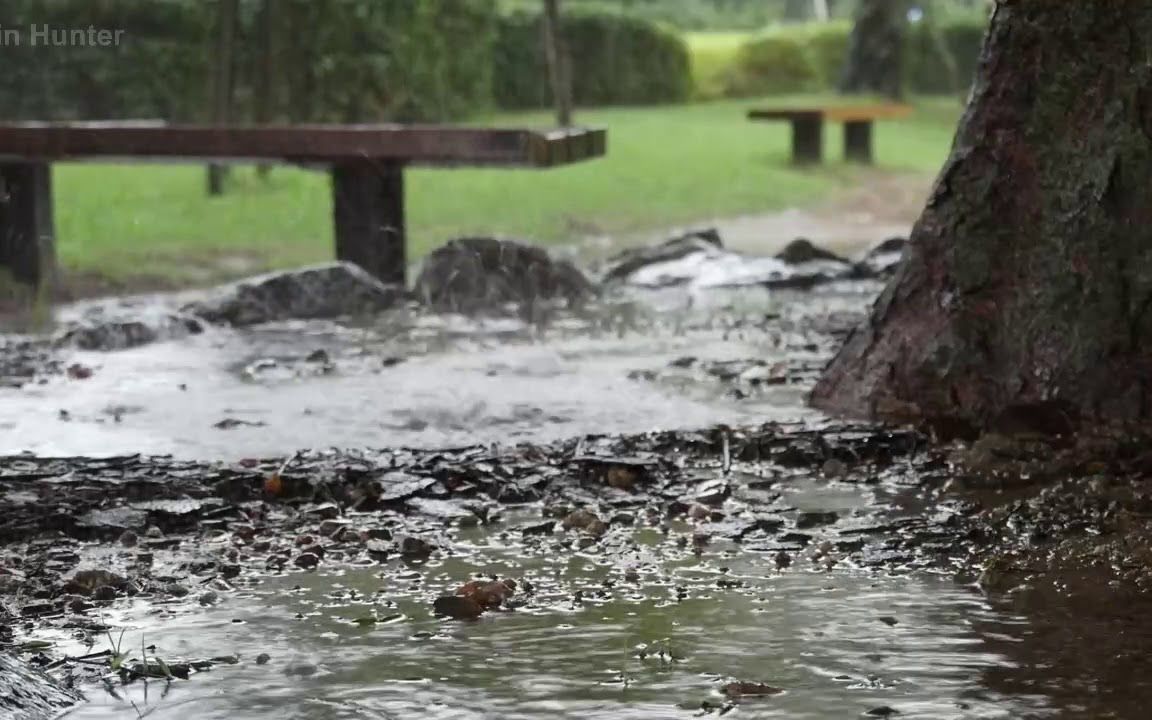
[0,122,607,290]
[747,104,913,165]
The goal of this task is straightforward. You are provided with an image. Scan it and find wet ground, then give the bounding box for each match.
[0,282,872,459]
[4,234,1152,719]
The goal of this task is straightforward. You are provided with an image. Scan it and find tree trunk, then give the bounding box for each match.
[255,0,279,180]
[812,1,1152,437]
[207,0,238,196]
[840,0,904,100]
[541,0,573,127]
[784,0,810,21]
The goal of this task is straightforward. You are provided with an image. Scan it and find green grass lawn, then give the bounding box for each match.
[53,95,962,285]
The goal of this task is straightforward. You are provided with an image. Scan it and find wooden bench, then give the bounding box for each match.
[747,104,913,165]
[0,122,607,290]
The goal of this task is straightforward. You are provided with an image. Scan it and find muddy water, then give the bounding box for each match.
[58,502,1046,720]
[0,280,1066,718]
[0,285,868,460]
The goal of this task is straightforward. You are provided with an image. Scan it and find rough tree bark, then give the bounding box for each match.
[840,0,904,100]
[542,0,573,127]
[812,1,1152,436]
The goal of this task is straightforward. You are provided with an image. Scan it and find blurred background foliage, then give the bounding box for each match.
[0,0,990,123]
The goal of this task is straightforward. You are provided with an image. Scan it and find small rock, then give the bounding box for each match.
[66,363,94,380]
[256,653,271,665]
[865,707,900,717]
[562,509,601,532]
[456,579,516,609]
[821,458,848,478]
[774,551,792,569]
[796,511,839,529]
[722,681,784,698]
[62,569,127,596]
[164,582,190,597]
[118,530,138,547]
[432,595,484,620]
[282,662,319,677]
[92,585,118,602]
[606,466,640,490]
[519,520,555,536]
[198,591,220,606]
[305,349,330,363]
[318,519,350,537]
[294,552,321,570]
[775,238,848,265]
[214,417,266,430]
[415,237,595,313]
[399,537,435,560]
[307,503,340,521]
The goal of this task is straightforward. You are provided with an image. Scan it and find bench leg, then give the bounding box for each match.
[330,162,406,286]
[0,162,56,292]
[791,118,824,165]
[844,121,874,164]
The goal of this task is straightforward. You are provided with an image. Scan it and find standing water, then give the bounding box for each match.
[0,279,1088,718]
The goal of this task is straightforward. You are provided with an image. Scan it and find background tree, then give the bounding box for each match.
[254,0,279,179]
[206,0,238,196]
[542,0,574,126]
[812,0,1152,435]
[840,0,904,99]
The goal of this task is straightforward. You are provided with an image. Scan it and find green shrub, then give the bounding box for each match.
[802,21,852,89]
[493,10,692,109]
[724,33,821,97]
[719,16,985,100]
[0,0,497,123]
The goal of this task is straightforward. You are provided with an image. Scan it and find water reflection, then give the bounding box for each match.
[63,542,1046,720]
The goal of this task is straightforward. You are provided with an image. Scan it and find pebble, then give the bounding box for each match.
[432,595,484,620]
[294,552,321,570]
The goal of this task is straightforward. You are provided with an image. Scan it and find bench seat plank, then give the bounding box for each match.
[0,123,607,292]
[0,123,608,168]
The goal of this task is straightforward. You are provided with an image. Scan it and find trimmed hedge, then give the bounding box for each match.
[0,0,209,121]
[722,17,987,99]
[724,34,821,96]
[0,0,497,123]
[494,10,692,109]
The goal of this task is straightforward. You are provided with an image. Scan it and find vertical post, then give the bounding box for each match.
[844,120,874,164]
[792,115,824,165]
[330,162,406,286]
[542,0,574,127]
[0,163,56,291]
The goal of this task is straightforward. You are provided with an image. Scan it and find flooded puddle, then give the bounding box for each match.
[53,505,1045,720]
[2,272,1133,720]
[0,285,869,459]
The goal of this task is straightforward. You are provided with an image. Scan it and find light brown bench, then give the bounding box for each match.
[0,122,607,290]
[747,104,913,165]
